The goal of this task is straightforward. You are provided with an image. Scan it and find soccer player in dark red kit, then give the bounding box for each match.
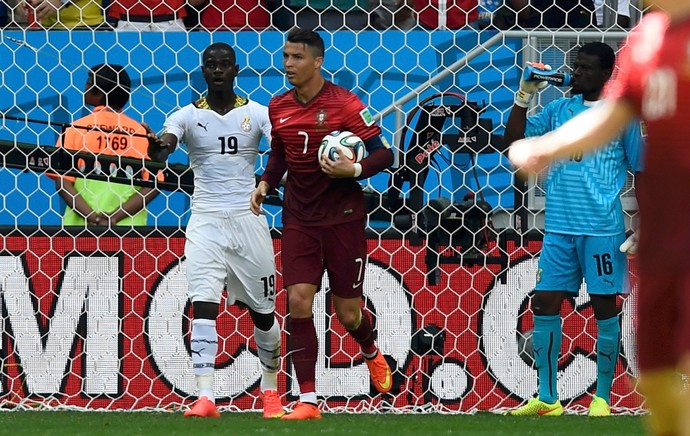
[507,2,690,434]
[250,28,395,421]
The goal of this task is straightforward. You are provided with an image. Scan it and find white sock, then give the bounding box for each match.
[191,319,218,402]
[299,392,318,405]
[362,348,378,359]
[254,318,281,392]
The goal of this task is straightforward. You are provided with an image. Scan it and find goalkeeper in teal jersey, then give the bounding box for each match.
[504,42,644,417]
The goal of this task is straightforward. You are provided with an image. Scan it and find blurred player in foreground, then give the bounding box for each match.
[250,28,394,420]
[508,2,690,434]
[504,42,644,417]
[147,42,284,419]
[53,64,158,227]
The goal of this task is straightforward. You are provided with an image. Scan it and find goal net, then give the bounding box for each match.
[0,1,645,414]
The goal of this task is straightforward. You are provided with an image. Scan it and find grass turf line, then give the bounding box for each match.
[0,411,645,435]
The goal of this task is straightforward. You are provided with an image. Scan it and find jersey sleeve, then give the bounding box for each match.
[339,93,382,142]
[261,103,287,189]
[257,103,272,145]
[163,106,189,143]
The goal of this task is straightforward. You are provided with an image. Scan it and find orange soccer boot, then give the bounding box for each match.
[365,351,393,393]
[261,390,285,419]
[184,396,220,418]
[280,401,322,420]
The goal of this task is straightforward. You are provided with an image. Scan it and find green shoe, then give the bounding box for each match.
[588,395,611,417]
[506,397,564,416]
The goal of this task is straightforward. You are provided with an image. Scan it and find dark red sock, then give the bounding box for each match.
[288,316,318,394]
[346,312,377,356]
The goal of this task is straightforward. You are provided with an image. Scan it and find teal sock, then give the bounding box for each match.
[595,316,620,405]
[533,314,561,404]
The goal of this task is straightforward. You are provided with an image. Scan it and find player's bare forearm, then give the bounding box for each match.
[509,100,636,172]
[547,100,635,159]
[503,105,528,146]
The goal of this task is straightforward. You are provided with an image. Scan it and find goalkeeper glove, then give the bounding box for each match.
[619,231,638,256]
[515,62,551,108]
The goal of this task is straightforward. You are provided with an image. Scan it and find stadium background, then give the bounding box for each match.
[0,11,643,414]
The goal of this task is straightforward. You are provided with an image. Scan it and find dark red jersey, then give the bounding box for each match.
[606,12,690,256]
[262,81,386,226]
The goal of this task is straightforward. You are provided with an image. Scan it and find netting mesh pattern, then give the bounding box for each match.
[0,21,643,413]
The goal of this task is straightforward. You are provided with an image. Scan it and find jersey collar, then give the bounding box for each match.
[194,95,248,110]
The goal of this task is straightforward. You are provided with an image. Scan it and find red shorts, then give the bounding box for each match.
[636,251,690,371]
[281,219,367,298]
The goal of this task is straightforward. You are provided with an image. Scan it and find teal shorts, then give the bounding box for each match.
[535,232,629,295]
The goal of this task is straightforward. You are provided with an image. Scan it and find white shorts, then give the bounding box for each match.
[185,209,277,314]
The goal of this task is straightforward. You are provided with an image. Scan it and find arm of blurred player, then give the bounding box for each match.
[508,98,637,173]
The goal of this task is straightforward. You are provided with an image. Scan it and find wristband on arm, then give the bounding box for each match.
[515,89,533,108]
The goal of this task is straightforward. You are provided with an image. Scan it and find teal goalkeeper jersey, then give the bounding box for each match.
[525,94,645,236]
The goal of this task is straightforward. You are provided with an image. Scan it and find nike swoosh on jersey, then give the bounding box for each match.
[280,117,291,123]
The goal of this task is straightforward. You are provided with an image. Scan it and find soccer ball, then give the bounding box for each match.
[318,131,365,163]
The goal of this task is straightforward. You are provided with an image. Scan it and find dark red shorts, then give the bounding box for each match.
[281,219,367,298]
[636,254,690,371]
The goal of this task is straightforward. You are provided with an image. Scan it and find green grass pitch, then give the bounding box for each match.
[0,411,645,435]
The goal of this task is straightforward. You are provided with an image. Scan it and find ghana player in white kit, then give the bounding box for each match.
[147,42,284,419]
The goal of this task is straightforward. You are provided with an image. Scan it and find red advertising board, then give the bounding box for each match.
[0,232,642,413]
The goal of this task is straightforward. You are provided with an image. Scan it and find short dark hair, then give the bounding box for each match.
[90,64,131,110]
[202,42,236,63]
[286,28,325,58]
[578,42,616,70]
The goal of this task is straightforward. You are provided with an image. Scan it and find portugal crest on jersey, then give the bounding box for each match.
[316,109,327,126]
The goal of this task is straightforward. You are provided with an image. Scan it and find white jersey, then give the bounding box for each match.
[164,96,271,213]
